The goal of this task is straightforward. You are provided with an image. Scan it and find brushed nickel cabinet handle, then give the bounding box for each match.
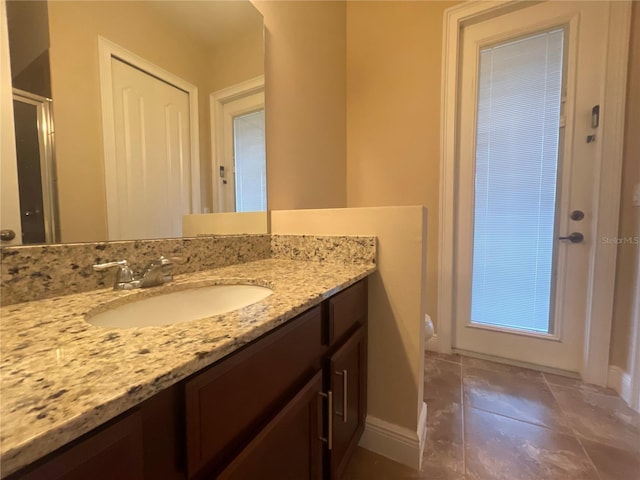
[318,391,333,450]
[335,370,348,423]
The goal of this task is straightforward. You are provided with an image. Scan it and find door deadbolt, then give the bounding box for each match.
[570,210,585,221]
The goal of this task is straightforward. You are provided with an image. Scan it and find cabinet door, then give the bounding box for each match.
[185,306,325,478]
[16,412,144,480]
[217,371,324,480]
[328,325,367,480]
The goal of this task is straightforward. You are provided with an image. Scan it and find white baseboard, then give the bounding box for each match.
[359,402,427,471]
[608,365,633,405]
[417,401,427,470]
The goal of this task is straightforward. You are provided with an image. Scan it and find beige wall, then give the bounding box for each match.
[255,1,347,211]
[5,0,49,77]
[183,212,268,235]
[48,1,263,242]
[208,28,264,94]
[271,206,427,466]
[204,26,265,210]
[49,1,211,242]
[610,3,640,372]
[346,1,459,329]
[45,0,349,240]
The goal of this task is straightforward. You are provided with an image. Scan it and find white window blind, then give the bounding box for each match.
[471,29,564,333]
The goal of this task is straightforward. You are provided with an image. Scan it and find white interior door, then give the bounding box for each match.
[0,0,22,246]
[218,92,265,212]
[109,58,192,240]
[453,1,610,373]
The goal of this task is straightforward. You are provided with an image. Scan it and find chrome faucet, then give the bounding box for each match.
[138,256,174,287]
[93,256,176,290]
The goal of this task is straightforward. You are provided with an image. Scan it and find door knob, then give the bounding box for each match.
[558,232,584,243]
[0,229,16,241]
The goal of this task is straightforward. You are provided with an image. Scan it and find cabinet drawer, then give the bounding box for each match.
[328,279,368,347]
[185,306,326,478]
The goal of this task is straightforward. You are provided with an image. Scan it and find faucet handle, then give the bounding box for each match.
[93,260,128,271]
[160,256,185,265]
[158,256,179,282]
[93,260,136,288]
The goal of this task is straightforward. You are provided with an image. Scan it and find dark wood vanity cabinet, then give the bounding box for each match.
[16,412,145,480]
[188,278,368,480]
[217,371,325,480]
[185,305,326,478]
[328,279,367,347]
[8,278,368,480]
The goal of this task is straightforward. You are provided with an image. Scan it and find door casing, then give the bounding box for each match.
[98,36,201,240]
[436,0,632,385]
[209,76,265,213]
[0,0,22,246]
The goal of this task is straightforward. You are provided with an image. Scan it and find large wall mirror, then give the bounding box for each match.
[4,0,266,244]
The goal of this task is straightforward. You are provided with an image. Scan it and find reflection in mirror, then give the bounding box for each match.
[3,0,266,244]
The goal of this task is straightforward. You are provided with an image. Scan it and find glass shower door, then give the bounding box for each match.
[12,89,58,244]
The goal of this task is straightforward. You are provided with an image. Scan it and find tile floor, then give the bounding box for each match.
[343,352,640,480]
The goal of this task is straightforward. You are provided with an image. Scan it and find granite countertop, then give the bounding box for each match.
[0,258,375,477]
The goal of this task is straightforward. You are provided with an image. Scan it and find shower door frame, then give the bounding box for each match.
[12,88,60,244]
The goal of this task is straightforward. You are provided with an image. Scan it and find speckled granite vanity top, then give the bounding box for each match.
[0,258,375,476]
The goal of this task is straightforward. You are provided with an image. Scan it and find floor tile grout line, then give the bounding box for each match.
[460,360,563,433]
[464,365,548,384]
[460,359,467,477]
[542,373,585,438]
[574,435,603,480]
[541,372,622,398]
[424,354,462,367]
[463,403,570,433]
[542,372,603,480]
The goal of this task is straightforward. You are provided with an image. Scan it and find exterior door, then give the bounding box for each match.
[218,92,266,213]
[453,1,610,373]
[109,57,192,240]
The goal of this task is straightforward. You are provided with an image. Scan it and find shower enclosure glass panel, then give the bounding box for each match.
[12,89,58,244]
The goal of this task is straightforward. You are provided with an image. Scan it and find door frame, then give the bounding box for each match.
[630,238,640,411]
[209,76,265,213]
[0,0,22,246]
[97,36,201,240]
[437,1,632,385]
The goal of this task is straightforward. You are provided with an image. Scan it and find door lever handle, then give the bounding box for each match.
[558,232,584,243]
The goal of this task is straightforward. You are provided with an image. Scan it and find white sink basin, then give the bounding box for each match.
[87,284,273,329]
